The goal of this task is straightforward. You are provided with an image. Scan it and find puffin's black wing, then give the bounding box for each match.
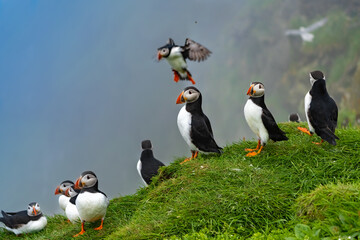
[261,108,288,142]
[141,159,165,185]
[0,210,30,228]
[203,114,214,136]
[191,114,222,153]
[182,38,211,62]
[308,96,339,145]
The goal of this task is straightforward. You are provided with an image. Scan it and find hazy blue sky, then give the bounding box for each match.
[0,0,251,214]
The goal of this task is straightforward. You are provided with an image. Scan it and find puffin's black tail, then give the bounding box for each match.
[318,128,339,145]
[271,130,288,142]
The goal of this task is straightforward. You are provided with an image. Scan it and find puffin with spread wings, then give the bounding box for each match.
[157,38,211,84]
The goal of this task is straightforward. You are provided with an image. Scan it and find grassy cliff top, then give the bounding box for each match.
[1,122,360,239]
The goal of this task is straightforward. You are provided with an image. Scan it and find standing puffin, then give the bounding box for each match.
[74,171,109,237]
[157,38,211,84]
[244,82,288,157]
[54,180,74,213]
[0,202,47,235]
[64,186,80,223]
[137,140,165,186]
[298,70,339,145]
[176,86,222,163]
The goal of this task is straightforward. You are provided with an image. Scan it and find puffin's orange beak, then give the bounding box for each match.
[157,51,162,60]
[74,177,82,190]
[33,206,37,216]
[247,84,255,96]
[176,91,185,104]
[55,186,61,195]
[65,188,70,197]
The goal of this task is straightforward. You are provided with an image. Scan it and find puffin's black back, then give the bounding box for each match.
[0,210,42,229]
[250,96,288,142]
[140,149,165,185]
[308,79,338,145]
[185,93,222,153]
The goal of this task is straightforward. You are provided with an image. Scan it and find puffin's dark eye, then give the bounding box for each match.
[189,91,192,94]
[87,176,90,179]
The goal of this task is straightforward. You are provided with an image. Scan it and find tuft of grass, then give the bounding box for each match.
[1,123,359,239]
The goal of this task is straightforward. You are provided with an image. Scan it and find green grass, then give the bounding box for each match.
[1,123,359,239]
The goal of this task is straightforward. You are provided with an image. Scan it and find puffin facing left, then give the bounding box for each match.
[244,82,288,157]
[54,180,74,213]
[74,171,109,237]
[0,202,47,235]
[157,38,211,84]
[176,86,222,164]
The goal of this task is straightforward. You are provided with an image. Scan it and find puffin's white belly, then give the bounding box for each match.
[137,159,148,186]
[5,216,47,235]
[76,192,109,222]
[304,92,315,133]
[59,195,70,212]
[167,47,188,78]
[65,203,80,223]
[244,99,269,144]
[177,106,197,151]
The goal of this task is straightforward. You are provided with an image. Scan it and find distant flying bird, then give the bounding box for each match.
[298,70,339,145]
[176,86,222,164]
[285,18,328,42]
[0,202,47,235]
[244,82,288,157]
[137,140,165,185]
[54,180,74,213]
[74,171,109,237]
[289,113,301,123]
[157,38,211,84]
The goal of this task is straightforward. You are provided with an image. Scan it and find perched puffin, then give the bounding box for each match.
[73,171,109,237]
[289,113,301,123]
[137,140,165,185]
[64,186,81,223]
[0,202,47,235]
[298,70,339,145]
[157,38,211,84]
[244,82,288,157]
[54,180,74,212]
[176,86,222,163]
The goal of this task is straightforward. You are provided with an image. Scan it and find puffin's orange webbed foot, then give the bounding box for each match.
[187,72,196,85]
[312,139,324,145]
[94,219,104,231]
[173,70,180,82]
[297,127,313,136]
[245,146,263,157]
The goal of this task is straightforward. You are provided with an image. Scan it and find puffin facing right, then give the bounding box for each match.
[244,82,288,157]
[176,86,222,163]
[298,70,339,145]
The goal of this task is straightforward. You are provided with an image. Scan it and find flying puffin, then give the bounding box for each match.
[0,202,47,235]
[157,38,211,84]
[289,113,301,123]
[64,186,80,223]
[244,82,288,157]
[137,140,165,185]
[54,180,74,213]
[298,70,339,145]
[73,171,109,237]
[176,86,222,163]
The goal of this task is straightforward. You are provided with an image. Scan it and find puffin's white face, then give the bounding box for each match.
[309,73,316,86]
[66,187,78,198]
[309,71,325,86]
[55,181,73,195]
[79,173,97,188]
[27,202,41,216]
[176,87,201,104]
[157,48,170,60]
[247,82,265,97]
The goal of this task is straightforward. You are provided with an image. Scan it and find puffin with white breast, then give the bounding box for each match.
[298,70,338,145]
[137,140,165,186]
[64,186,81,223]
[54,180,74,213]
[157,38,211,84]
[244,82,288,157]
[73,171,109,237]
[176,86,222,163]
[0,202,47,235]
